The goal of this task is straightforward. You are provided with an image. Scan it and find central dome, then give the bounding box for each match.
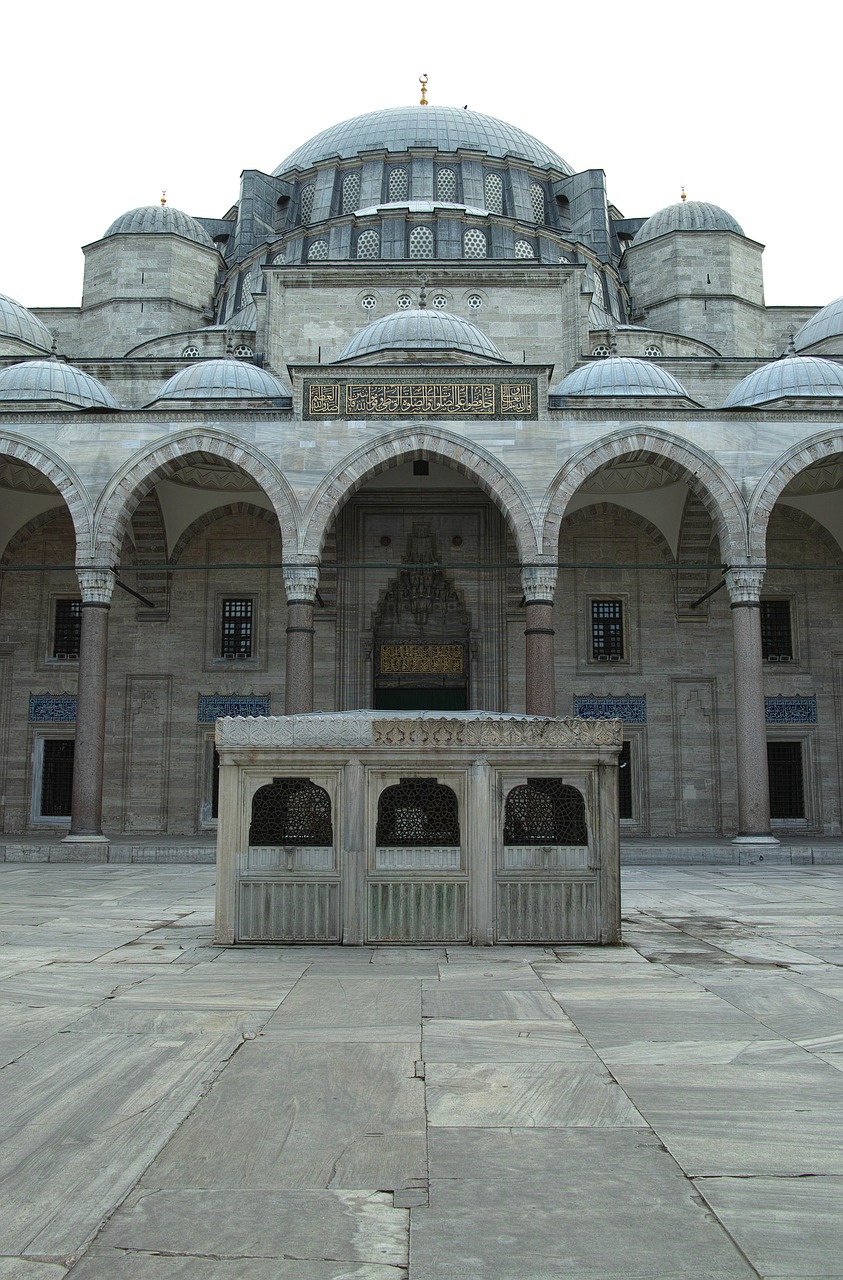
[274,105,572,175]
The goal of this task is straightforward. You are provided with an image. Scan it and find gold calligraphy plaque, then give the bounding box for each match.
[346,383,496,417]
[501,383,532,414]
[380,644,464,674]
[307,384,341,415]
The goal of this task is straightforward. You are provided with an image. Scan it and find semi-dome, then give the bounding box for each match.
[793,296,843,352]
[338,309,504,363]
[0,360,118,409]
[103,205,215,248]
[723,356,843,407]
[551,356,689,399]
[0,293,54,353]
[153,359,291,402]
[632,200,744,246]
[274,105,572,175]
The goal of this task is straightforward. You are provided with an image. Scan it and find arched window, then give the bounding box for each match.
[514,239,535,259]
[239,270,253,306]
[249,778,333,846]
[232,345,253,358]
[530,182,545,224]
[299,184,315,224]
[484,172,504,214]
[342,171,361,214]
[376,778,460,846]
[504,780,587,846]
[591,272,606,309]
[436,167,457,201]
[591,344,610,357]
[388,167,409,201]
[182,346,200,358]
[307,239,328,261]
[463,228,487,259]
[409,225,434,258]
[644,344,663,357]
[356,228,380,259]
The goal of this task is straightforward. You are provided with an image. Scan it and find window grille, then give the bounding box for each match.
[53,599,82,659]
[431,294,447,309]
[643,345,662,358]
[467,294,482,310]
[396,294,413,309]
[484,172,504,214]
[300,184,315,224]
[529,182,545,224]
[361,294,377,310]
[342,171,361,214]
[767,742,805,818]
[409,226,434,258]
[249,778,333,845]
[41,739,74,817]
[376,778,460,846]
[388,167,408,201]
[307,239,328,261]
[220,598,253,658]
[591,273,606,308]
[591,344,610,357]
[591,599,624,659]
[232,345,252,358]
[356,228,380,259]
[619,740,632,820]
[463,228,487,259]
[182,345,201,358]
[436,168,457,201]
[514,239,535,259]
[239,271,253,306]
[504,779,587,845]
[761,601,793,660]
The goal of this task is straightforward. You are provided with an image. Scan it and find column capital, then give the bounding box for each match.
[283,561,320,604]
[724,565,765,606]
[521,562,558,604]
[75,567,116,606]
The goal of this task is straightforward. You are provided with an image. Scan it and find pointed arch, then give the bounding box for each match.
[749,431,843,560]
[299,426,540,561]
[0,432,93,560]
[558,501,674,564]
[169,502,281,564]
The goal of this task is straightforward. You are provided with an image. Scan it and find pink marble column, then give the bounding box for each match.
[725,566,777,844]
[522,563,558,717]
[283,562,320,714]
[66,568,115,843]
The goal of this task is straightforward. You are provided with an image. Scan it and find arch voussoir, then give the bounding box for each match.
[748,432,843,561]
[0,432,93,560]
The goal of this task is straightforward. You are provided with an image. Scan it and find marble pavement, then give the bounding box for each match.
[1,864,842,1279]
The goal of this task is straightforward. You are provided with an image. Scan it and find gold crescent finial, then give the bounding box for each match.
[160,189,167,207]
[680,185,687,202]
[419,74,428,106]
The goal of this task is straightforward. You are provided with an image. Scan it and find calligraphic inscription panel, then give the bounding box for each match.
[305,380,537,420]
[380,644,464,675]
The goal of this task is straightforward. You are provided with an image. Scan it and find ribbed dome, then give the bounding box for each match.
[154,359,291,402]
[274,105,572,175]
[723,356,843,407]
[552,356,689,399]
[632,200,744,246]
[104,205,215,248]
[338,309,504,363]
[0,360,118,409]
[0,293,54,353]
[794,296,843,352]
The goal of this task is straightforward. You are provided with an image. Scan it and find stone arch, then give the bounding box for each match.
[771,502,843,561]
[93,430,301,565]
[0,505,74,565]
[169,502,280,564]
[300,427,540,562]
[540,429,747,564]
[558,501,674,564]
[0,432,93,560]
[749,432,843,560]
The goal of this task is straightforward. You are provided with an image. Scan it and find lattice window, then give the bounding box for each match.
[220,598,253,659]
[410,225,434,258]
[388,167,409,201]
[272,251,286,264]
[40,739,74,817]
[239,271,253,306]
[182,345,201,358]
[467,294,482,310]
[643,345,662,357]
[356,228,380,259]
[463,228,487,259]
[361,294,377,310]
[484,172,504,214]
[376,778,460,846]
[53,599,81,660]
[619,741,632,820]
[767,742,804,818]
[396,294,413,309]
[436,167,457,201]
[530,182,545,224]
[431,294,447,309]
[591,344,610,357]
[249,778,333,845]
[299,184,315,224]
[504,779,587,845]
[342,170,361,214]
[761,600,793,660]
[514,239,535,259]
[307,239,328,261]
[591,599,624,659]
[232,345,252,357]
[591,272,606,309]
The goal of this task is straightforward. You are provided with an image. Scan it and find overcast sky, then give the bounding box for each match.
[3,0,838,312]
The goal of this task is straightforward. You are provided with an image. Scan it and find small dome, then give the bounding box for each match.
[793,296,843,352]
[338,309,504,362]
[0,360,118,409]
[632,200,744,246]
[552,356,689,399]
[104,205,215,248]
[723,356,843,407]
[0,293,54,353]
[274,105,572,175]
[153,359,291,402]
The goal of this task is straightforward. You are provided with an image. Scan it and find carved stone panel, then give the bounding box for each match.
[122,676,172,832]
[671,678,720,834]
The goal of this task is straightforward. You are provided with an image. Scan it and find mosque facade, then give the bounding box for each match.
[2,98,843,853]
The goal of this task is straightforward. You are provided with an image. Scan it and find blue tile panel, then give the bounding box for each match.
[765,695,817,724]
[574,695,646,724]
[198,695,271,723]
[29,695,77,722]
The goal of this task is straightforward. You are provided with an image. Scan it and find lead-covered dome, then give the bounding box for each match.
[153,359,291,403]
[632,200,744,246]
[723,356,843,407]
[104,205,215,248]
[274,105,572,175]
[338,309,504,363]
[793,296,843,352]
[551,356,689,399]
[0,360,118,409]
[0,293,54,353]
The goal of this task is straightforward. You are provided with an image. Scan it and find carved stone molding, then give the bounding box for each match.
[724,566,765,605]
[76,568,115,606]
[282,564,320,604]
[521,563,558,604]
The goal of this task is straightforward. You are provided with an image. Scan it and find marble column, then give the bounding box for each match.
[283,562,320,715]
[65,568,115,843]
[522,563,558,716]
[725,566,777,844]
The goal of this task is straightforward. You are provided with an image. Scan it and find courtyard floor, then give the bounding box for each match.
[1,864,842,1279]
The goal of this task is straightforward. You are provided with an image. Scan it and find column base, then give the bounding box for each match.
[731,834,780,846]
[62,833,110,845]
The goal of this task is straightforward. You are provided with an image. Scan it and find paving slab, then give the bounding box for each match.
[422,1017,591,1062]
[425,1061,644,1126]
[421,986,565,1021]
[262,977,422,1028]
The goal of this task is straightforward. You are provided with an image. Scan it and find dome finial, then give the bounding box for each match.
[787,331,796,355]
[160,190,167,207]
[419,74,429,106]
[418,277,428,309]
[680,186,687,202]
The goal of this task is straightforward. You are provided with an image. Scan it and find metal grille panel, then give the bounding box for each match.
[238,880,340,942]
[53,599,81,659]
[767,741,805,818]
[368,880,468,942]
[376,778,460,846]
[497,881,597,942]
[504,780,587,845]
[41,739,74,816]
[761,601,793,659]
[249,778,333,846]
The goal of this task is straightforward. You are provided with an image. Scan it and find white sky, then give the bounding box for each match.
[3,0,839,311]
